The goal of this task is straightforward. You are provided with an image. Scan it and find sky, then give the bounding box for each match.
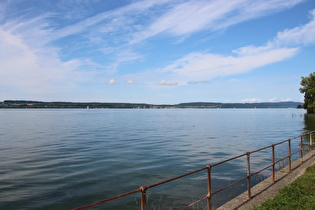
[1,0,315,104]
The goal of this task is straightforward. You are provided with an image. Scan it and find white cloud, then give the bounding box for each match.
[241,98,263,103]
[126,80,135,84]
[275,9,315,45]
[268,97,278,102]
[0,29,91,94]
[126,44,298,88]
[242,98,295,103]
[160,48,298,81]
[232,43,275,56]
[109,79,118,84]
[233,9,315,56]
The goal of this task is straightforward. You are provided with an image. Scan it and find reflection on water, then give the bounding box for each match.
[0,108,312,209]
[304,113,315,131]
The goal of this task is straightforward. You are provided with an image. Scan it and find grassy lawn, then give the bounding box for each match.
[253,164,315,210]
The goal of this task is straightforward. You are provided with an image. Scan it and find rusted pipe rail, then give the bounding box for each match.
[73,131,315,210]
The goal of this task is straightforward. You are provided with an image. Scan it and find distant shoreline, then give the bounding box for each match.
[0,100,303,109]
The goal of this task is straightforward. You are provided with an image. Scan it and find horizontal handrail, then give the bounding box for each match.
[74,188,141,210]
[212,176,248,196]
[73,130,315,210]
[252,164,272,177]
[211,153,247,167]
[147,167,207,189]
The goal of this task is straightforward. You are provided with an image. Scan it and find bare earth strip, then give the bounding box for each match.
[217,151,315,210]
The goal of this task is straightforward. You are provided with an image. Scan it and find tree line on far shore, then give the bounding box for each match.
[0,100,302,109]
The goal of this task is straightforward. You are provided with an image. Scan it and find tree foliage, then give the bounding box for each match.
[300,72,315,113]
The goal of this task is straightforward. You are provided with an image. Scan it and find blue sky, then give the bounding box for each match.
[1,0,315,104]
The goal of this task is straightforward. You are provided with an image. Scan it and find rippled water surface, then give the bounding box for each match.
[0,108,311,209]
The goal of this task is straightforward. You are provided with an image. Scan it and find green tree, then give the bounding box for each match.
[300,72,315,113]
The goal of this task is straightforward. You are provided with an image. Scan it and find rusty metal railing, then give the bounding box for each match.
[73,131,315,210]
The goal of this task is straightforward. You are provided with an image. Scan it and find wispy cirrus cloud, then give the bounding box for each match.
[49,0,172,44]
[215,0,304,29]
[3,0,301,61]
[5,0,301,46]
[1,0,307,70]
[129,0,304,44]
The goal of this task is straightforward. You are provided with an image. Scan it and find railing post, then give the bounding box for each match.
[206,165,212,210]
[246,152,251,199]
[272,145,275,183]
[300,136,303,162]
[140,186,148,210]
[288,140,291,171]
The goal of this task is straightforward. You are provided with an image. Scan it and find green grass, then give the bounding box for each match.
[253,164,315,210]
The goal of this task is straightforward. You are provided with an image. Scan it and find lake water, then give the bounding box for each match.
[0,108,313,209]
